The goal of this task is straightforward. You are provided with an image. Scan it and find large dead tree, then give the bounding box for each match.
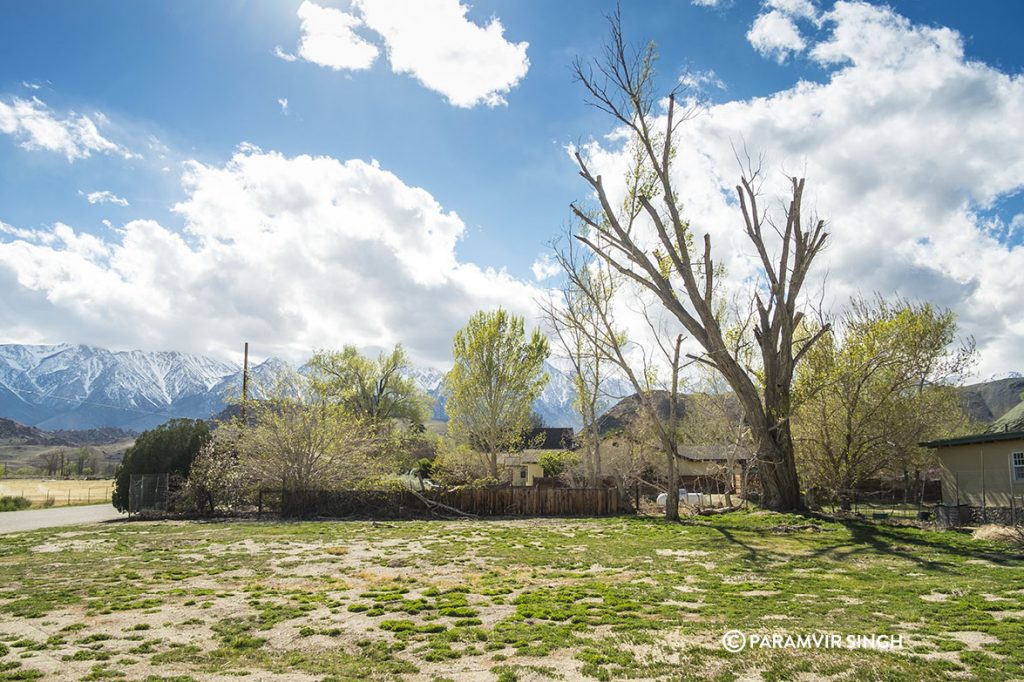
[570,14,829,510]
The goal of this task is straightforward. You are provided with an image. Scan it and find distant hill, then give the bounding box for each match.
[0,416,133,447]
[958,376,1024,423]
[596,390,742,436]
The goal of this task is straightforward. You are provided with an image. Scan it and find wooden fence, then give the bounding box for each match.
[433,487,621,517]
[260,486,623,519]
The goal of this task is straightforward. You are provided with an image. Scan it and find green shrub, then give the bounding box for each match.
[112,419,210,512]
[0,496,31,512]
[537,450,579,478]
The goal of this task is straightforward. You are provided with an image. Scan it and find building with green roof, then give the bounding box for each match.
[921,398,1024,524]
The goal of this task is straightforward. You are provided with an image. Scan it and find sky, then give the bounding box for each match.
[0,0,1022,378]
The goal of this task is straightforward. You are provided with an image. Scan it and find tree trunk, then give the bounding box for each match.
[756,424,803,511]
[665,451,679,521]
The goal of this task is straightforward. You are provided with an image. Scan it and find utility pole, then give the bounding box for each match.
[241,342,250,422]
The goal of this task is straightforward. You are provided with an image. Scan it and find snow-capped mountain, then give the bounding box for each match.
[0,343,263,431]
[0,344,588,431]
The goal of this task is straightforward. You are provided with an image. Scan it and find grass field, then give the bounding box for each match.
[0,479,113,507]
[0,513,1022,681]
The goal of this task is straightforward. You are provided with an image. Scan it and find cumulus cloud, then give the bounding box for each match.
[0,96,136,162]
[580,1,1024,377]
[81,190,129,207]
[281,1,380,71]
[0,147,539,367]
[765,0,819,21]
[277,97,289,114]
[691,0,732,8]
[355,0,529,107]
[531,254,561,282]
[279,0,529,108]
[679,68,726,93]
[747,10,807,62]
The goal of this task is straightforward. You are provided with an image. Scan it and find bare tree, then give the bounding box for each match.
[550,235,688,521]
[569,12,829,510]
[37,449,63,477]
[541,270,610,487]
[679,370,752,507]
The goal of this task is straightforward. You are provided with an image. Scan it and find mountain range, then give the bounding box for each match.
[1,342,1017,435]
[0,343,587,432]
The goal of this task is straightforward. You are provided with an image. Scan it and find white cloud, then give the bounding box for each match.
[355,0,529,108]
[278,97,289,114]
[0,147,539,367]
[765,0,819,21]
[531,254,561,282]
[0,96,136,162]
[747,10,806,62]
[691,0,731,7]
[580,1,1024,378]
[81,190,129,207]
[279,0,529,108]
[273,46,298,62]
[285,1,380,71]
[679,68,726,93]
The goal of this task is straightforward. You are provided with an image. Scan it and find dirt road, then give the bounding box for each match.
[0,504,123,535]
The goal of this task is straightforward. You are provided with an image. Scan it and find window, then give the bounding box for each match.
[520,469,527,479]
[1012,452,1024,482]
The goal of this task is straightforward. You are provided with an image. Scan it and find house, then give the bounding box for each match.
[921,400,1024,524]
[597,391,749,493]
[599,438,749,492]
[502,428,573,487]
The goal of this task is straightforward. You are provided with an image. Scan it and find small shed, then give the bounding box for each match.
[921,401,1024,524]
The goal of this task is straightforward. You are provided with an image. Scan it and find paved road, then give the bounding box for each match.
[0,504,124,535]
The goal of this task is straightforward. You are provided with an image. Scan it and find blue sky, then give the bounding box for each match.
[1,0,1023,376]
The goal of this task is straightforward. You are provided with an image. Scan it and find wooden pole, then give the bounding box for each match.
[241,342,250,421]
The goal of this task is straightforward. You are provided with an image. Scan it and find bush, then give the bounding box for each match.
[112,419,211,512]
[0,496,31,512]
[537,450,579,478]
[432,442,496,487]
[178,439,250,515]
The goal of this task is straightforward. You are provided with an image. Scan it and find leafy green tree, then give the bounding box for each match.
[307,345,432,426]
[219,369,400,496]
[792,297,975,506]
[538,450,580,478]
[112,419,210,511]
[178,439,249,515]
[444,309,550,477]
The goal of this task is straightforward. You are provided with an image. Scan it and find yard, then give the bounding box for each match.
[0,513,1022,681]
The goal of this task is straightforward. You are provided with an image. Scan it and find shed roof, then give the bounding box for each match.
[921,398,1024,448]
[920,430,1024,449]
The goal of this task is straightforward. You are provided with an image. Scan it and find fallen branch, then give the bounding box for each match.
[766,523,825,533]
[695,505,744,516]
[408,489,478,519]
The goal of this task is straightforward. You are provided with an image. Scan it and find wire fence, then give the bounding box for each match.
[0,479,114,507]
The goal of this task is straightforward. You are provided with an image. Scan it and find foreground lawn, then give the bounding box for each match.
[0,513,1022,681]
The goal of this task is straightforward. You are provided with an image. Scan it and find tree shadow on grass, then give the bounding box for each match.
[699,514,1017,573]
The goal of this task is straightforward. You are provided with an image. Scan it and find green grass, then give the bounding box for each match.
[0,513,1022,680]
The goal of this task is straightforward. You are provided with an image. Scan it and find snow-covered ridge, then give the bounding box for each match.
[0,344,586,431]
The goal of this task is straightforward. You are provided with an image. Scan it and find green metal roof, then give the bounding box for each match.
[920,429,1024,448]
[986,399,1024,434]
[920,397,1024,449]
